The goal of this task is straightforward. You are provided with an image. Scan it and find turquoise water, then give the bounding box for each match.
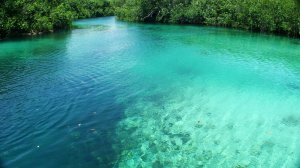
[1,16,300,167]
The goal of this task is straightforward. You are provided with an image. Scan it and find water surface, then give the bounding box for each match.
[1,17,300,167]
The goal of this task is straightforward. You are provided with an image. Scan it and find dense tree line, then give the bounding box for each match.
[0,0,113,38]
[114,0,300,37]
[1,0,300,38]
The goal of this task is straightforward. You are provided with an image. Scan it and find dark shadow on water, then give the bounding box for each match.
[0,158,4,168]
[0,30,124,168]
[295,157,300,168]
[0,30,71,42]
[66,103,126,168]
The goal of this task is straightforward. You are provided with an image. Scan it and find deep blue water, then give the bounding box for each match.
[1,17,300,167]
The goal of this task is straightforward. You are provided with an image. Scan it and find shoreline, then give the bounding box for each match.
[1,16,300,41]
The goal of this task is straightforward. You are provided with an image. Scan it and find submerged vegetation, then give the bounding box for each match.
[1,0,300,38]
[114,0,300,37]
[0,0,113,38]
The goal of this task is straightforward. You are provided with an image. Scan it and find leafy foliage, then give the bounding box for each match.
[114,0,300,37]
[0,0,113,38]
[1,0,300,38]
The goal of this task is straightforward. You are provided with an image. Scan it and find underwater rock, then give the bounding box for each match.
[195,120,204,128]
[226,123,234,130]
[201,150,213,161]
[256,120,264,127]
[125,159,135,167]
[168,133,191,144]
[214,140,220,145]
[281,115,299,127]
[206,112,212,116]
[141,154,148,162]
[261,140,275,153]
[181,133,191,144]
[141,142,150,153]
[203,123,216,131]
[287,83,300,90]
[234,164,248,168]
[175,116,182,121]
[152,160,164,168]
[174,137,183,146]
[250,145,261,156]
[197,161,204,167]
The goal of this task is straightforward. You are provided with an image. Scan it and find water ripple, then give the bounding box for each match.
[2,16,300,168]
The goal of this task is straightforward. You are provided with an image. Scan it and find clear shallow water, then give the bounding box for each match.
[1,17,300,168]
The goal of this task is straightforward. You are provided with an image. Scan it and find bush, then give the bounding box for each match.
[114,0,300,37]
[0,0,113,38]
